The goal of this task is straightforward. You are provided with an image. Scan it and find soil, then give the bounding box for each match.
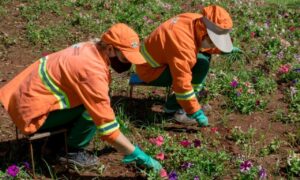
[0,1,299,180]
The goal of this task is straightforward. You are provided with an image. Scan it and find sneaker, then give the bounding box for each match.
[173,109,197,125]
[163,106,181,114]
[59,149,99,168]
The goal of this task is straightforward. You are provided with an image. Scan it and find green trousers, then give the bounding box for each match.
[148,53,211,110]
[39,105,96,149]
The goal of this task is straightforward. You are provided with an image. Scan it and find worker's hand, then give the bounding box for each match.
[231,46,242,53]
[187,109,209,127]
[122,145,162,172]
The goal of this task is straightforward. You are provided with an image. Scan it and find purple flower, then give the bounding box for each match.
[240,160,253,172]
[294,68,300,73]
[168,171,178,180]
[264,20,270,29]
[258,166,267,179]
[230,80,238,88]
[193,139,201,148]
[181,162,193,170]
[292,79,298,84]
[23,162,30,169]
[6,164,19,177]
[194,176,200,180]
[198,89,208,97]
[236,92,241,97]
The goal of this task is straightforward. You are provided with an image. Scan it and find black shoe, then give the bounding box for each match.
[59,149,99,168]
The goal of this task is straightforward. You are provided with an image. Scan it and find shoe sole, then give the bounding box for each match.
[59,157,99,168]
[173,114,198,125]
[164,109,177,114]
[174,118,198,125]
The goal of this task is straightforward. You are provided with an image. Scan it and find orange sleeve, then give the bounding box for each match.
[68,56,120,142]
[76,75,115,123]
[200,47,221,54]
[168,50,201,114]
[100,129,121,143]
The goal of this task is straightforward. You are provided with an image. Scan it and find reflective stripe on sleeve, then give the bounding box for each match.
[175,89,196,100]
[97,120,120,136]
[141,44,161,68]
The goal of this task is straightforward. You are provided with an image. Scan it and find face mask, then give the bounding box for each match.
[200,36,216,49]
[109,57,131,73]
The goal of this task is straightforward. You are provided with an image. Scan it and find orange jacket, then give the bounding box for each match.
[136,13,218,114]
[0,42,120,141]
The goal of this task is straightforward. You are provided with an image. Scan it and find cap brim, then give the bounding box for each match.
[202,17,233,53]
[122,51,146,65]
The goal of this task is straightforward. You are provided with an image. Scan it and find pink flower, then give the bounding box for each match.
[244,81,252,88]
[236,87,243,96]
[149,136,164,146]
[278,64,291,74]
[152,90,158,94]
[143,16,154,24]
[180,140,191,147]
[162,3,172,10]
[237,87,243,92]
[156,153,165,160]
[211,127,218,133]
[250,32,256,38]
[247,89,256,94]
[289,26,295,32]
[160,168,168,178]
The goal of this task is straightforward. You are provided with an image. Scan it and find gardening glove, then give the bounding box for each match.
[122,145,162,172]
[231,46,242,53]
[187,109,209,127]
[222,46,242,54]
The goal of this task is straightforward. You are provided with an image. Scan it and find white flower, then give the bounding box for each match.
[290,87,297,96]
[247,89,255,94]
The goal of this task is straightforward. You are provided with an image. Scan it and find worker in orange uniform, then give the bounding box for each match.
[136,5,241,126]
[0,24,162,171]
